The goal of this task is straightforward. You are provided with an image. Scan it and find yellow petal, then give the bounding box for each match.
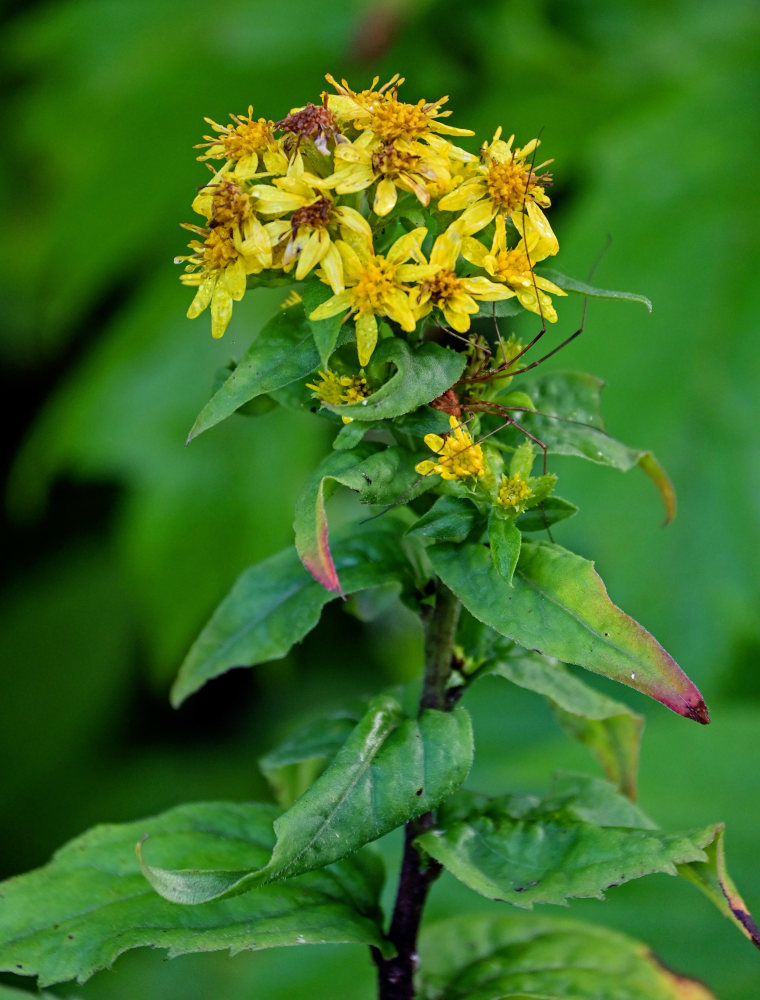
[309,289,354,321]
[355,312,378,367]
[373,178,398,217]
[295,229,329,280]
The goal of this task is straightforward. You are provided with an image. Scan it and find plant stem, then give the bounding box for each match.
[373,580,461,1000]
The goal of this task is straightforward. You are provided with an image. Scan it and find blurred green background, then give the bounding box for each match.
[1,0,758,997]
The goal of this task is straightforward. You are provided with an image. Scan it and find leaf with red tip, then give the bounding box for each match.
[294,445,432,592]
[430,540,709,723]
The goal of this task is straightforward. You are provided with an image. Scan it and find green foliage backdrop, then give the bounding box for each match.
[1,0,758,997]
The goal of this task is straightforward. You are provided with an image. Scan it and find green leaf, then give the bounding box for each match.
[541,267,653,312]
[302,279,344,368]
[415,773,715,909]
[171,523,412,706]
[139,696,473,904]
[515,371,676,523]
[406,495,478,544]
[186,307,320,442]
[259,708,361,808]
[679,824,760,951]
[0,802,388,988]
[483,646,643,798]
[514,494,578,531]
[419,913,717,1000]
[325,339,466,422]
[429,539,709,723]
[293,445,429,593]
[488,514,521,585]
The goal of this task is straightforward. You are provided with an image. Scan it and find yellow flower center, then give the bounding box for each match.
[362,98,443,142]
[371,142,420,178]
[485,159,535,214]
[207,111,274,161]
[353,256,398,313]
[489,247,534,287]
[423,270,462,305]
[200,227,240,271]
[419,417,486,481]
[206,180,254,227]
[497,471,533,509]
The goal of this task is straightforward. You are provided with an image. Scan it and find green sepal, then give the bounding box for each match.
[541,267,653,311]
[324,339,466,422]
[415,772,718,908]
[139,696,473,905]
[487,513,521,585]
[429,539,709,723]
[419,913,717,1000]
[187,306,321,442]
[171,521,413,707]
[0,802,389,988]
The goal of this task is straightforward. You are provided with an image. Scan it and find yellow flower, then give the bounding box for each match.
[439,128,552,236]
[323,74,474,143]
[415,415,487,481]
[497,471,533,511]
[461,215,566,322]
[327,132,453,217]
[248,157,372,292]
[195,108,286,180]
[411,232,515,332]
[308,228,435,366]
[306,369,370,423]
[177,221,270,338]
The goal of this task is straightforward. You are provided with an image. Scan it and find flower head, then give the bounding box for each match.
[415,416,487,481]
[496,471,534,512]
[439,128,552,236]
[308,228,435,365]
[306,369,370,423]
[196,108,286,180]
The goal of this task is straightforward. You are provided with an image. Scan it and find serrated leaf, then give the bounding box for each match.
[679,824,760,950]
[541,267,653,312]
[482,647,643,798]
[294,445,429,592]
[186,307,320,442]
[415,774,714,909]
[514,494,578,531]
[419,913,717,1000]
[259,708,361,808]
[139,696,473,904]
[325,339,466,422]
[171,523,412,706]
[430,539,708,722]
[0,802,388,988]
[515,371,676,523]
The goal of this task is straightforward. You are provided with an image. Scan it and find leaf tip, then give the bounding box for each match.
[685,699,710,725]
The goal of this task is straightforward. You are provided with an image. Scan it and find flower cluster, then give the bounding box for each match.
[178,75,565,356]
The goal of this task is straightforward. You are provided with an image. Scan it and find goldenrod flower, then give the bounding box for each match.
[327,132,453,216]
[323,74,474,143]
[177,221,271,338]
[411,232,515,332]
[275,102,342,156]
[439,128,552,236]
[306,369,369,423]
[461,216,566,322]
[497,471,533,512]
[416,416,487,481]
[196,108,286,180]
[308,229,435,366]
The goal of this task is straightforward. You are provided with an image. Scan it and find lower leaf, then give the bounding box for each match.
[419,913,716,1000]
[0,802,389,989]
